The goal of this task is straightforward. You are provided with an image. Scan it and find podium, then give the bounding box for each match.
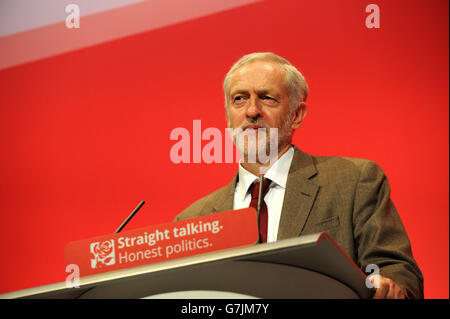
[0,232,373,299]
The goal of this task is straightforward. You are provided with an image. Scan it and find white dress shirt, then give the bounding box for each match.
[233,147,295,243]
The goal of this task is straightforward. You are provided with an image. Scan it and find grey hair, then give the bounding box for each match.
[223,52,309,114]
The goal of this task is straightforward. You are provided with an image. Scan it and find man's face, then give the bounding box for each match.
[227,61,295,160]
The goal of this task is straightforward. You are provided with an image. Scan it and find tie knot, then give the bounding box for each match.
[250,178,272,200]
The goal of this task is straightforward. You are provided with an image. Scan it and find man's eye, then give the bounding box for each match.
[234,96,246,104]
[262,96,277,104]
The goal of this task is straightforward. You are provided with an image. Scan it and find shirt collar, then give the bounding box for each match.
[236,146,295,200]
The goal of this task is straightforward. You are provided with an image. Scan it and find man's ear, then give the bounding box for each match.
[291,102,307,130]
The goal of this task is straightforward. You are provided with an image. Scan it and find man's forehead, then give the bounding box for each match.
[230,61,285,92]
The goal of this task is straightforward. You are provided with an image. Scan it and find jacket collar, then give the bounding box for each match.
[212,145,320,241]
[277,146,320,240]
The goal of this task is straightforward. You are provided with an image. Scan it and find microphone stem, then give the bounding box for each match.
[115,200,145,233]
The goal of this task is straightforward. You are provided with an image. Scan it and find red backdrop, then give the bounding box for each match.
[0,0,448,298]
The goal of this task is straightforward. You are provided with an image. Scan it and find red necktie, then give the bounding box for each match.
[249,178,272,243]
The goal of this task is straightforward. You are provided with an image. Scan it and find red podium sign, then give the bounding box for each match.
[65,208,258,277]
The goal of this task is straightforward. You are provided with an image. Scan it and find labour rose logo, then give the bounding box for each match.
[90,240,115,269]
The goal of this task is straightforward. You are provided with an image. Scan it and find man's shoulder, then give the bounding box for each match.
[313,154,378,170]
[291,146,385,180]
[304,151,387,183]
[173,179,235,222]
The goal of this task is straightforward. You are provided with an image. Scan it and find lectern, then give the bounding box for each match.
[0,232,373,299]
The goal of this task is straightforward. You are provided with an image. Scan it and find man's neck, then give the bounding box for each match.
[241,144,292,177]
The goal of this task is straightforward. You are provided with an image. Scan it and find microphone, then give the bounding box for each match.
[115,200,146,233]
[75,200,146,299]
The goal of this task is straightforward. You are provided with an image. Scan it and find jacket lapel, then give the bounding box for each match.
[208,147,319,240]
[211,174,237,213]
[277,147,320,240]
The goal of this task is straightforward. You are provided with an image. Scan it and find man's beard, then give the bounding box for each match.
[230,113,293,165]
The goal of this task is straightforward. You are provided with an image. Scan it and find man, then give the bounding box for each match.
[174,52,423,299]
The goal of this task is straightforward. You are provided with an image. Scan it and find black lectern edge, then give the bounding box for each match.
[0,232,344,299]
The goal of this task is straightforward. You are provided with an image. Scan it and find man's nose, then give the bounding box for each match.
[245,97,261,119]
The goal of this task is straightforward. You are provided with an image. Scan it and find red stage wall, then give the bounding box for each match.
[0,0,448,298]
